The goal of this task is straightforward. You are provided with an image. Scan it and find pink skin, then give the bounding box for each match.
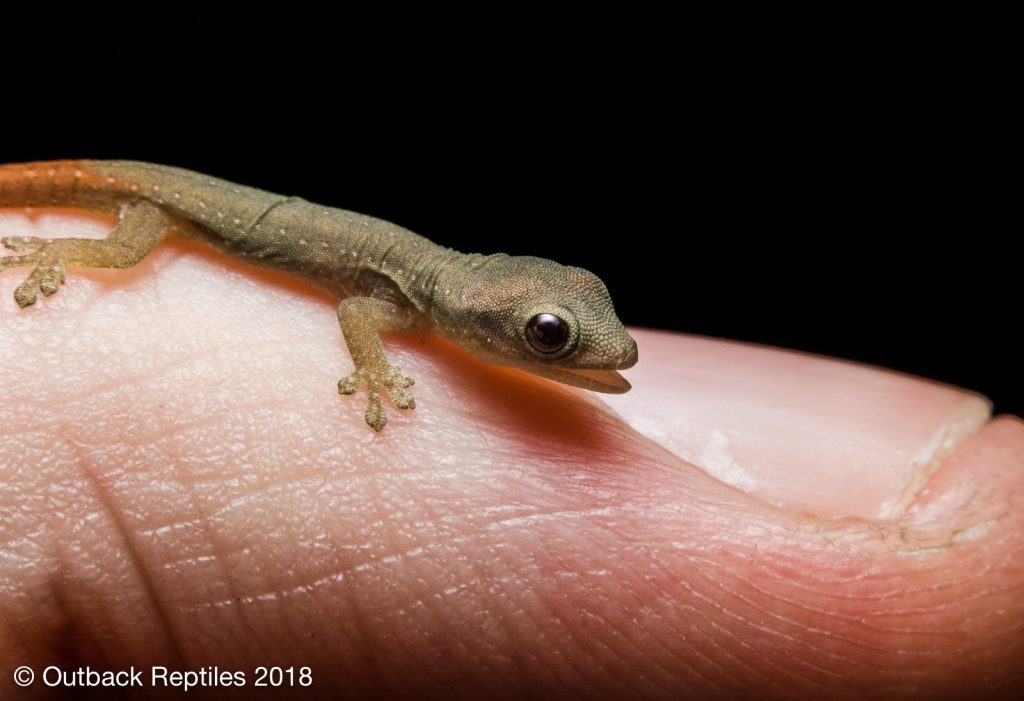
[1,210,1022,700]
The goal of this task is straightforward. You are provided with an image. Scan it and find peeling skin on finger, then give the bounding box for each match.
[880,398,991,518]
[697,429,759,492]
[604,330,992,520]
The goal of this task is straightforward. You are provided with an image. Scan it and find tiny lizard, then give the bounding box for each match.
[0,160,637,431]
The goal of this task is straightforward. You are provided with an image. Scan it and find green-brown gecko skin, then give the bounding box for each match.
[0,160,637,431]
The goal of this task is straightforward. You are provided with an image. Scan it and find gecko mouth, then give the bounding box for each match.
[469,347,633,394]
[518,364,632,394]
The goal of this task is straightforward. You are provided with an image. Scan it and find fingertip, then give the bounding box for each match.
[605,329,993,519]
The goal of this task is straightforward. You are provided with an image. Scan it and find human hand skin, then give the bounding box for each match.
[1,211,1022,700]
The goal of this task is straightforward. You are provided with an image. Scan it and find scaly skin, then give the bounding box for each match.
[0,160,637,430]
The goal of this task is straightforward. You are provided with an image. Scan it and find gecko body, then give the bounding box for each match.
[0,161,637,430]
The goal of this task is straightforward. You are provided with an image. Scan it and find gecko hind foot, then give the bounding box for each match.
[0,245,67,307]
[15,262,67,307]
[338,365,416,431]
[2,201,172,309]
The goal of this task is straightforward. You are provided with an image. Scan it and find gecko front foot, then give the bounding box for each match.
[338,365,416,431]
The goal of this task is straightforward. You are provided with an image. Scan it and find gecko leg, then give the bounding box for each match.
[1,200,172,307]
[336,297,419,431]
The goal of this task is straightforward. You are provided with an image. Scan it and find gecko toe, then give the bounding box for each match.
[39,280,59,296]
[0,253,28,271]
[338,374,359,395]
[388,387,416,410]
[2,236,44,252]
[13,283,38,308]
[385,367,417,410]
[38,264,66,296]
[364,393,387,431]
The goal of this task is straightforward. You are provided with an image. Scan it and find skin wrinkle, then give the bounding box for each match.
[573,612,675,700]
[659,548,884,687]
[591,601,694,698]
[523,601,620,699]
[253,580,320,666]
[66,333,337,405]
[347,462,435,696]
[19,344,254,411]
[743,558,979,641]
[712,620,840,699]
[519,586,600,696]
[493,497,618,687]
[0,597,33,673]
[522,520,722,695]
[598,573,720,690]
[584,543,736,682]
[704,573,892,662]
[144,439,270,668]
[300,468,386,694]
[419,500,538,693]
[735,573,951,644]
[152,415,306,475]
[0,419,64,440]
[149,523,254,576]
[742,550,962,612]
[64,446,187,669]
[714,630,817,700]
[676,580,790,691]
[489,543,619,696]
[383,587,492,697]
[230,584,296,662]
[0,499,63,661]
[430,548,524,687]
[720,552,991,679]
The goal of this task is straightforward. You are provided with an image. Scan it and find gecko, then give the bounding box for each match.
[0,160,637,431]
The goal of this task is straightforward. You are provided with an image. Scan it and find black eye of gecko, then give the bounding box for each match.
[526,313,569,353]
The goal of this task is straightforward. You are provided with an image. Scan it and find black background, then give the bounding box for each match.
[3,7,1020,416]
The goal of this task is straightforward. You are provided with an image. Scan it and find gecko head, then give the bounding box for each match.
[448,255,638,393]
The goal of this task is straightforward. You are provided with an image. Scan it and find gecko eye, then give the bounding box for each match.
[526,313,570,353]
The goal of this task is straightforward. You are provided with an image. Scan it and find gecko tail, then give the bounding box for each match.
[0,160,127,213]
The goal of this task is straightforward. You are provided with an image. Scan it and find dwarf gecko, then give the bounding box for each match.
[0,161,637,430]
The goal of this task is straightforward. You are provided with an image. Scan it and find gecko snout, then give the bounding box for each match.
[617,335,639,369]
